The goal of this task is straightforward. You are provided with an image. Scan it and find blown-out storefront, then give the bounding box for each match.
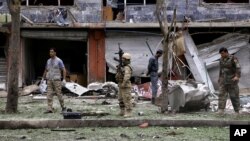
[20,29,105,86]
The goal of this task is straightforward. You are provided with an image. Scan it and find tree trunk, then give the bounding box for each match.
[156,0,169,113]
[5,0,21,113]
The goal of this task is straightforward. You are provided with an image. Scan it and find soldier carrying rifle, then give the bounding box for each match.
[114,47,133,117]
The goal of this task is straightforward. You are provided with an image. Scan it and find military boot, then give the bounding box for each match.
[123,110,132,118]
[119,109,125,116]
[234,111,240,118]
[216,109,225,116]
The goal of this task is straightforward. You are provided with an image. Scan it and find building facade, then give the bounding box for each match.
[0,0,250,90]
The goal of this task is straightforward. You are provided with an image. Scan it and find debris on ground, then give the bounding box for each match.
[64,82,89,96]
[21,85,39,96]
[165,131,184,136]
[0,91,7,98]
[139,122,149,128]
[120,133,130,139]
[133,79,210,113]
[101,100,111,105]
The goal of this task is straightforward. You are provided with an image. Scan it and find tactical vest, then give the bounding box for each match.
[116,65,132,85]
[220,55,236,84]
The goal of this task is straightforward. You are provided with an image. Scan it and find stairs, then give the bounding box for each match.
[0,57,7,90]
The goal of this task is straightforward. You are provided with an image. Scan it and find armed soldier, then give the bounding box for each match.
[115,53,133,117]
[217,47,241,116]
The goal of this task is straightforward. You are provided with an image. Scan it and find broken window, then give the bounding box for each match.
[127,0,144,5]
[146,0,156,4]
[21,0,74,6]
[127,0,156,5]
[203,0,249,3]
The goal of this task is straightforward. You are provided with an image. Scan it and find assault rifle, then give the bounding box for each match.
[114,43,124,70]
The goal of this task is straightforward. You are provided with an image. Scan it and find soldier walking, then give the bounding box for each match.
[115,53,133,117]
[42,48,67,113]
[217,47,241,115]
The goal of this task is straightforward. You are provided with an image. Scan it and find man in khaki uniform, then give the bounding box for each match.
[42,48,67,113]
[115,53,133,117]
[217,47,241,116]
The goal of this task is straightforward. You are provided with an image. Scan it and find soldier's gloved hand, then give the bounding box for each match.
[62,79,66,86]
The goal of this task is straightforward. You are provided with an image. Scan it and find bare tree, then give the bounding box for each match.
[156,0,175,113]
[5,0,21,113]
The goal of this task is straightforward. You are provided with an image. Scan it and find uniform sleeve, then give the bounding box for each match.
[233,57,241,78]
[218,60,222,78]
[123,66,132,83]
[147,58,153,72]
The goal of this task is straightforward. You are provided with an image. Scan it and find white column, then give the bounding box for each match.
[26,0,29,6]
[58,0,60,6]
[144,0,146,5]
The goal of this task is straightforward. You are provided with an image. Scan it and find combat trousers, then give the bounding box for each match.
[47,80,64,111]
[118,86,132,111]
[218,83,240,112]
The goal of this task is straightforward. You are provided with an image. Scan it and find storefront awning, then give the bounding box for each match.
[21,30,88,41]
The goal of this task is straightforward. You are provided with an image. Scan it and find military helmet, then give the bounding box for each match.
[122,53,131,60]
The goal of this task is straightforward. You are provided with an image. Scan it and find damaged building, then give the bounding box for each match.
[0,0,250,95]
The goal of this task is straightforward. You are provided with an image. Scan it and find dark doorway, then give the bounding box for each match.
[24,38,87,86]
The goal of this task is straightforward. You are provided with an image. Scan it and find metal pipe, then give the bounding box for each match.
[124,0,127,22]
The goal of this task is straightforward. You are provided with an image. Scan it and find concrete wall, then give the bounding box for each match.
[21,0,102,23]
[0,0,8,13]
[126,0,250,23]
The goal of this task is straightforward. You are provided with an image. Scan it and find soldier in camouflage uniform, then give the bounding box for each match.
[42,48,67,113]
[217,47,241,115]
[115,53,133,117]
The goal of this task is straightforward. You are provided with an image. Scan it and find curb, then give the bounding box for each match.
[0,119,249,129]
